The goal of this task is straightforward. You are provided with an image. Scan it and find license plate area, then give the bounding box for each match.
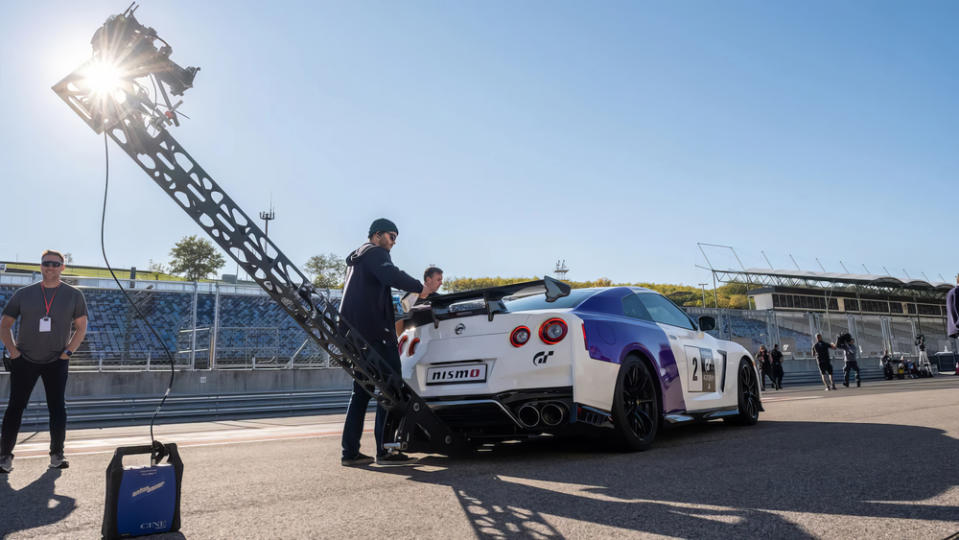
[425,362,488,385]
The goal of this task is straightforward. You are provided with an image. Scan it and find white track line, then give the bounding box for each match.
[761,396,825,403]
[12,423,370,459]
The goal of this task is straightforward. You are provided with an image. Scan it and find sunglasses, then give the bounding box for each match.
[41,261,63,268]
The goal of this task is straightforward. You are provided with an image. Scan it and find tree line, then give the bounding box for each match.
[155,237,750,309]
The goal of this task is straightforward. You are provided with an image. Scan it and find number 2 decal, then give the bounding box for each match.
[684,345,709,392]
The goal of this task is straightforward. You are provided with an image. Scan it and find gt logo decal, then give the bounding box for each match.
[533,351,554,366]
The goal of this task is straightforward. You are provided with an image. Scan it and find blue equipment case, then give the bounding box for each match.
[102,443,183,539]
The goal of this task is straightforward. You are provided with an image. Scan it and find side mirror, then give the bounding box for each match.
[698,316,716,332]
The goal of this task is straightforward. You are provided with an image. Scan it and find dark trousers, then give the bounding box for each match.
[844,361,861,386]
[1,357,70,457]
[341,339,400,459]
[772,364,784,389]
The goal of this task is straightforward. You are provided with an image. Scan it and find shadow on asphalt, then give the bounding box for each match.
[0,468,75,539]
[376,420,959,539]
[0,470,189,540]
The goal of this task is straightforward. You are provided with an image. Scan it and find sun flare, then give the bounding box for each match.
[83,60,124,96]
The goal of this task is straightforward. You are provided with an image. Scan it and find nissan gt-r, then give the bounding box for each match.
[398,277,762,450]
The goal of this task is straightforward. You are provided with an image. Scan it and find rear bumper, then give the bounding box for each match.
[426,387,574,437]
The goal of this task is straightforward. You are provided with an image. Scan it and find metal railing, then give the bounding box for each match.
[687,306,958,361]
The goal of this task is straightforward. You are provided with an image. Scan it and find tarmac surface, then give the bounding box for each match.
[1,377,957,539]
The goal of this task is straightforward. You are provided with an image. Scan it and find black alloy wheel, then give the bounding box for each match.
[728,357,761,425]
[611,357,659,451]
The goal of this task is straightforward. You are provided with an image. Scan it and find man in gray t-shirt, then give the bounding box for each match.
[0,250,88,472]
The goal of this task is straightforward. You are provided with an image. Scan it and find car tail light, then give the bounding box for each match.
[510,326,531,347]
[582,323,588,350]
[398,335,408,355]
[408,337,421,356]
[539,318,568,345]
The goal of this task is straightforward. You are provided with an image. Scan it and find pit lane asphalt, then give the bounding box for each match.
[1,377,957,539]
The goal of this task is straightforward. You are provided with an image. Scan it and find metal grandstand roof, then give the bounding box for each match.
[711,267,953,293]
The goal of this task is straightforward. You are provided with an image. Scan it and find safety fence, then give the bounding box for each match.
[686,306,957,361]
[1,278,337,371]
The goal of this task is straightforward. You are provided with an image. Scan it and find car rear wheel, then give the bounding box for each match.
[611,357,659,451]
[728,357,761,425]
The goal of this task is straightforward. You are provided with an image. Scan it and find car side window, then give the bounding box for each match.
[621,293,653,321]
[637,293,695,330]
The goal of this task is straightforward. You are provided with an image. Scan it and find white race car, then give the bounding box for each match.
[398,278,762,450]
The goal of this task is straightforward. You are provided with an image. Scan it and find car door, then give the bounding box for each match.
[637,292,725,411]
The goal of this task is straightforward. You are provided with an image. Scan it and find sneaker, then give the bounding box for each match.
[49,453,69,469]
[341,453,374,467]
[375,452,417,466]
[0,455,12,473]
[857,381,861,388]
[824,387,830,391]
[842,382,849,387]
[831,385,837,390]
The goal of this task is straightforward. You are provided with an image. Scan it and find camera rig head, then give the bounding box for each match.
[52,3,199,134]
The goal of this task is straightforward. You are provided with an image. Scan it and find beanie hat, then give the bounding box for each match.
[369,218,398,237]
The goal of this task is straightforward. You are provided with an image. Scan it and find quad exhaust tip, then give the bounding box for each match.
[540,402,566,427]
[515,401,567,428]
[517,403,541,428]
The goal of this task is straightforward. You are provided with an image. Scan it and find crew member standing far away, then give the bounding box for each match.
[339,219,439,467]
[947,274,959,375]
[839,335,861,388]
[770,344,784,390]
[755,345,771,391]
[947,273,959,340]
[813,333,837,392]
[0,250,88,473]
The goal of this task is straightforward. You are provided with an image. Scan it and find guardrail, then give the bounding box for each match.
[1,388,360,429]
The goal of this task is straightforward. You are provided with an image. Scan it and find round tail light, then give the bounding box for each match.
[539,318,568,345]
[398,335,408,355]
[408,337,421,356]
[510,326,531,347]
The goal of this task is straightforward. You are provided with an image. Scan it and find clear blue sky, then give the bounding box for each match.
[1,1,956,286]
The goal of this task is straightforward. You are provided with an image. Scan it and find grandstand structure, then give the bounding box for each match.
[0,272,335,370]
[694,264,956,362]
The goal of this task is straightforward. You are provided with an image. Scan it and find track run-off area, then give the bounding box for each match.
[2,377,957,539]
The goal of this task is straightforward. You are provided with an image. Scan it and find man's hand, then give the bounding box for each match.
[419,281,440,298]
[7,349,21,360]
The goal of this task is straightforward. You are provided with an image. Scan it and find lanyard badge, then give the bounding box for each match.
[40,285,59,333]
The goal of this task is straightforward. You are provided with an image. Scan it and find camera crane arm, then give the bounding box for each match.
[52,6,462,454]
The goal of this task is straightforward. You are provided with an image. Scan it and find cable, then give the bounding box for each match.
[100,132,176,454]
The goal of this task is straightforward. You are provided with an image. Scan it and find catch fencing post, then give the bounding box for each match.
[211,282,220,370]
[190,281,199,370]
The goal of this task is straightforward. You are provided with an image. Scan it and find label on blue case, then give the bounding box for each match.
[116,464,176,536]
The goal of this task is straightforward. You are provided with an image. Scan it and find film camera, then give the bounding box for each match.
[836,332,854,348]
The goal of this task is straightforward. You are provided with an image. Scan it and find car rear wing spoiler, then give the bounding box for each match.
[414,276,571,326]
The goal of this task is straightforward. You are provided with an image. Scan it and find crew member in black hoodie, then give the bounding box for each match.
[947,273,959,340]
[339,218,438,466]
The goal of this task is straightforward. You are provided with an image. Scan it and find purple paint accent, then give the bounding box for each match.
[574,288,687,414]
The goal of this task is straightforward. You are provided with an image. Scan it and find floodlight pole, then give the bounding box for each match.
[259,209,275,239]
